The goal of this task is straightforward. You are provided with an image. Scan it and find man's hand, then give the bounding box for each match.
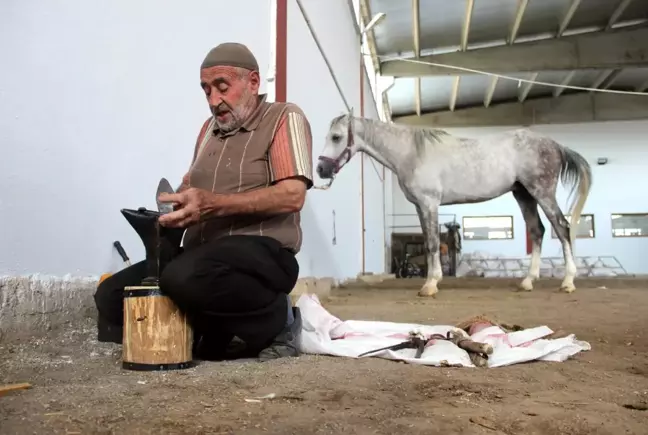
[158,188,211,228]
[157,177,308,229]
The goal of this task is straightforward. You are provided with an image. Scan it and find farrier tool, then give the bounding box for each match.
[357,330,442,359]
[357,329,493,363]
[119,177,184,286]
[156,177,175,214]
[113,240,131,267]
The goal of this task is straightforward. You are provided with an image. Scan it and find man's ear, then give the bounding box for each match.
[249,71,261,91]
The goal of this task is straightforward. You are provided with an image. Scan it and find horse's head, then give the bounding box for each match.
[316,110,360,180]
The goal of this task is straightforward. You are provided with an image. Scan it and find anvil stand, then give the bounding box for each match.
[120,207,194,371]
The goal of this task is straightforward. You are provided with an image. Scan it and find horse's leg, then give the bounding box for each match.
[416,199,442,297]
[531,194,577,293]
[512,184,545,292]
[414,203,431,274]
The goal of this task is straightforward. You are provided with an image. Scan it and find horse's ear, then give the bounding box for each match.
[349,106,354,117]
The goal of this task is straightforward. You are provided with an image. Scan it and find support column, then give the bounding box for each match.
[275,0,287,103]
[360,40,366,274]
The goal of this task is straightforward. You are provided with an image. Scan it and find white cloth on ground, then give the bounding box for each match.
[295,294,591,368]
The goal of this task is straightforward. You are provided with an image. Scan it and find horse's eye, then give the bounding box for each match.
[331,134,342,143]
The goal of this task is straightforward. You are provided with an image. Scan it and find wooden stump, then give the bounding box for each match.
[122,286,194,371]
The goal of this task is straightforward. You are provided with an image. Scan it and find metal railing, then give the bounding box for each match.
[456,255,629,278]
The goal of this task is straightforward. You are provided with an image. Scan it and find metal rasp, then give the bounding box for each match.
[156,177,175,214]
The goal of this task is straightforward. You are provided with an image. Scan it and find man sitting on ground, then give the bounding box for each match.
[94,42,314,362]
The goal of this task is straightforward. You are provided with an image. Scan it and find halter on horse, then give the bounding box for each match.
[314,110,356,190]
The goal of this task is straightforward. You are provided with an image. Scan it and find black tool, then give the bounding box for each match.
[113,241,131,267]
[357,332,436,358]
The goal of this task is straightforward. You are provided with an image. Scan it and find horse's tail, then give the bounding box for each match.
[559,146,592,249]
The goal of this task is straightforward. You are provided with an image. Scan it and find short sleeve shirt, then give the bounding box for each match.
[182,94,313,253]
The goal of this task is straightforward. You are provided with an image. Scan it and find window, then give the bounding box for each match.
[611,213,648,237]
[551,214,595,239]
[462,216,514,240]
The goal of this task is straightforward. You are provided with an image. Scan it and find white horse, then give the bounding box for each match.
[315,113,592,297]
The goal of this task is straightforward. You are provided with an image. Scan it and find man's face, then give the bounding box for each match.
[200,66,260,132]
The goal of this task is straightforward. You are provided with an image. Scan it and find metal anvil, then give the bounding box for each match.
[121,207,185,286]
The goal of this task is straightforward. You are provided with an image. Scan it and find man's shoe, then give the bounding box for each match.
[97,316,123,344]
[193,331,235,361]
[257,307,302,362]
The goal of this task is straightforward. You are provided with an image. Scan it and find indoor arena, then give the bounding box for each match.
[1,1,647,434]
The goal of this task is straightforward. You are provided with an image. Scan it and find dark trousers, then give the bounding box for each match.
[94,234,299,354]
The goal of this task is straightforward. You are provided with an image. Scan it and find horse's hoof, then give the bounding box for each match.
[418,287,438,298]
[515,278,534,292]
[559,285,576,294]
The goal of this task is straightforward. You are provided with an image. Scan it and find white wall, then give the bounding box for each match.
[1,0,385,282]
[361,81,386,275]
[389,120,648,275]
[0,0,272,276]
[288,0,384,280]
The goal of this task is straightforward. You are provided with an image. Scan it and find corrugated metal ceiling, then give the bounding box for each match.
[362,0,648,119]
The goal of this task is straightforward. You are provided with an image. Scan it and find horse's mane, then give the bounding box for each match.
[329,114,347,129]
[414,127,449,144]
[330,115,452,156]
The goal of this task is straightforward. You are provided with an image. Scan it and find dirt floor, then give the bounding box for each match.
[1,276,647,435]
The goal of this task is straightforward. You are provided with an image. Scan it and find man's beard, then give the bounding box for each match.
[212,91,256,132]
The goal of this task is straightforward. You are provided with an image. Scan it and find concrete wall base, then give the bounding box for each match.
[0,274,99,343]
[289,277,336,305]
[1,273,341,342]
[337,273,396,287]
